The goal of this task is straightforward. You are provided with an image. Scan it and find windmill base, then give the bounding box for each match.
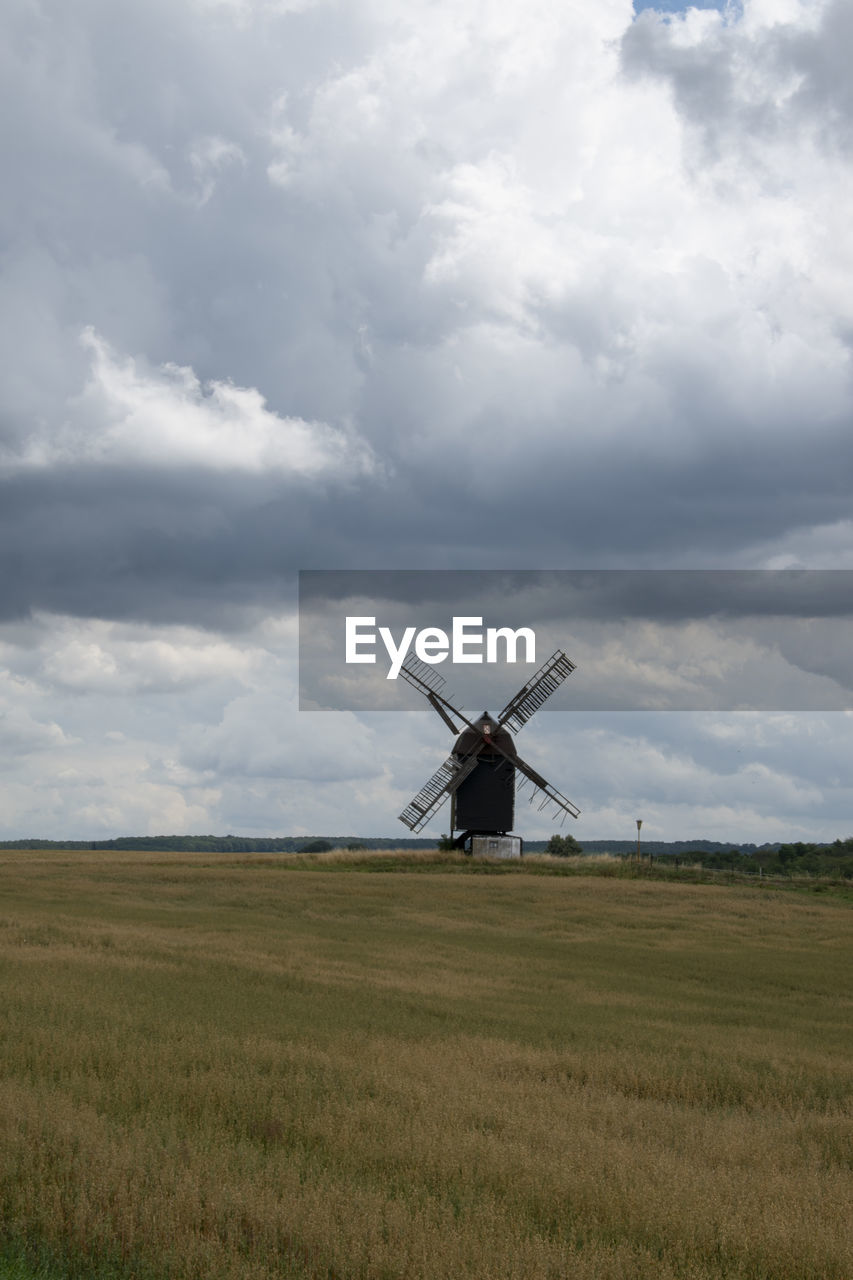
[454,832,523,858]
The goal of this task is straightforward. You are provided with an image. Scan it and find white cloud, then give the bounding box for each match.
[189,135,246,205]
[1,330,376,481]
[182,693,382,782]
[0,613,276,696]
[0,671,71,759]
[257,0,853,507]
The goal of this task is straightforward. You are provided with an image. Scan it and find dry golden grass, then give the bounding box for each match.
[0,850,850,1279]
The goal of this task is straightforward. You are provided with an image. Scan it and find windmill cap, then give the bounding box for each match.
[454,715,517,758]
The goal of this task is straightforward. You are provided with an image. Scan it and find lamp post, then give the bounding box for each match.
[636,818,642,863]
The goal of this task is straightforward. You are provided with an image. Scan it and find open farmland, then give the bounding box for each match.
[0,850,850,1280]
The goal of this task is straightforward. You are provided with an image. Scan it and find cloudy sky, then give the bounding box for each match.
[3,0,853,843]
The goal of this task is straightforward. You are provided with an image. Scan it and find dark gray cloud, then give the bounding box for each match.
[623,0,853,155]
[1,0,852,630]
[297,570,853,713]
[300,568,853,619]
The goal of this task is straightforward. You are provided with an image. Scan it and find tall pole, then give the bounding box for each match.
[636,818,642,863]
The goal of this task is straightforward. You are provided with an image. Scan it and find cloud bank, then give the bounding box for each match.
[2,0,853,838]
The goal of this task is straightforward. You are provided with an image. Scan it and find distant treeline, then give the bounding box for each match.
[650,839,853,878]
[0,835,762,853]
[565,837,853,877]
[0,835,437,853]
[2,834,851,876]
[565,839,784,856]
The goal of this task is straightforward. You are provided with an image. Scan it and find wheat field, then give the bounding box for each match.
[0,850,850,1279]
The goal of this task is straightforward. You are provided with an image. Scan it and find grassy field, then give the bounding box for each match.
[0,850,850,1279]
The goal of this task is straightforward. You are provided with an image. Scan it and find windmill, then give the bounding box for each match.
[398,650,580,854]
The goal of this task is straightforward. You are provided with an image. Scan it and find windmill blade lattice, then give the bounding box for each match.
[400,657,467,733]
[498,650,575,732]
[398,752,480,832]
[399,655,447,699]
[514,754,581,822]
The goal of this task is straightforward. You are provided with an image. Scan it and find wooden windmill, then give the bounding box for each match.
[398,651,580,853]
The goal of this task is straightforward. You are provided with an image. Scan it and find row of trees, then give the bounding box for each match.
[4,834,852,875]
[651,838,853,878]
[0,836,418,853]
[541,835,853,876]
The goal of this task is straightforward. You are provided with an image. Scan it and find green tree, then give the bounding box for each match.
[545,834,583,857]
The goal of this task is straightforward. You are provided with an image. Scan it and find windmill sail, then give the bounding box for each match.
[497,650,576,732]
[399,655,447,699]
[513,754,581,821]
[400,656,467,734]
[398,752,480,832]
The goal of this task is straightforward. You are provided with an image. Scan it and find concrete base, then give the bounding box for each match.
[470,835,522,859]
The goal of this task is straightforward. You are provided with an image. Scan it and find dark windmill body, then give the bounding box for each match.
[398,651,580,852]
[450,713,516,837]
